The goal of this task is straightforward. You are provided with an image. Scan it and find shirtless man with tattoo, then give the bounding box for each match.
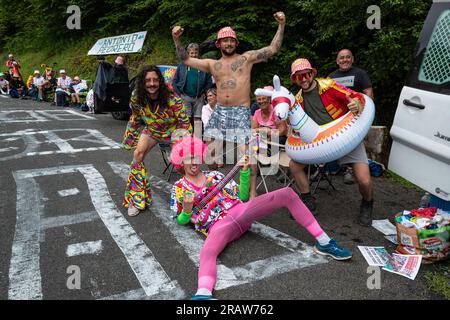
[172,12,286,199]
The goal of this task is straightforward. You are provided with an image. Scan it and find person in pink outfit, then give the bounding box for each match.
[170,136,352,300]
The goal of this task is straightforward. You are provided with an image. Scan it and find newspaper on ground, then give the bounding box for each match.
[382,253,422,280]
[372,219,397,235]
[384,235,398,245]
[358,246,390,266]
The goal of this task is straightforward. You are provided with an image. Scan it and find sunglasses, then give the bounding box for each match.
[293,72,312,82]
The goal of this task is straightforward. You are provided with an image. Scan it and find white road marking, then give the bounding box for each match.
[0,147,19,153]
[0,109,95,123]
[39,211,100,242]
[58,188,80,197]
[10,165,183,299]
[0,129,120,161]
[100,287,186,300]
[66,240,104,257]
[108,161,328,291]
[9,175,42,299]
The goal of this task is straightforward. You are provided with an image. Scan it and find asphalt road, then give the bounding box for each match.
[0,96,441,301]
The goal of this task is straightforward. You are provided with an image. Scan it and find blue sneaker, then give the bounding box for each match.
[191,294,216,300]
[314,239,352,260]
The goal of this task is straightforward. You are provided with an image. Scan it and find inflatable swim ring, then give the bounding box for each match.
[255,75,375,164]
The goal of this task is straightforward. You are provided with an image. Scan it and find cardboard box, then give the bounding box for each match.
[395,212,450,263]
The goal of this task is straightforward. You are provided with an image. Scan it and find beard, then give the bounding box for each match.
[146,86,159,96]
[301,78,316,92]
[221,47,236,56]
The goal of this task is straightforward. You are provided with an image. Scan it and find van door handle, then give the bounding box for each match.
[403,99,425,110]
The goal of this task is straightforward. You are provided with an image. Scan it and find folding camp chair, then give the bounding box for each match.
[255,143,293,193]
[158,143,176,182]
[309,163,337,195]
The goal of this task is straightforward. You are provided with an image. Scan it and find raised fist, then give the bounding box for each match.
[274,12,286,25]
[172,26,184,39]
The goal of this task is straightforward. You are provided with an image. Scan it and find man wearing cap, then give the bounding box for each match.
[56,69,72,106]
[32,70,45,101]
[172,12,286,198]
[288,58,374,226]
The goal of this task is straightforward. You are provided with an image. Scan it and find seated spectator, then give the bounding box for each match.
[42,68,57,100]
[32,70,45,101]
[69,76,87,108]
[0,72,10,95]
[249,86,288,199]
[26,74,34,97]
[3,70,12,83]
[250,100,260,116]
[252,86,288,145]
[201,87,223,169]
[201,87,217,128]
[55,69,72,106]
[9,75,27,99]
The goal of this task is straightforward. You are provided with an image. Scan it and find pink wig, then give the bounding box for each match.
[170,136,207,169]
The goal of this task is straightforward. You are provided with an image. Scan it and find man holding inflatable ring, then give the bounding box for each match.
[288,58,374,226]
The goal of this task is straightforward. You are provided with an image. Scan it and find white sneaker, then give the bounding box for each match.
[127,206,141,217]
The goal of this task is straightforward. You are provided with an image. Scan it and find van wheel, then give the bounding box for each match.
[111,111,130,121]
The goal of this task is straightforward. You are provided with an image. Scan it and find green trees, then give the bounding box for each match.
[0,0,432,126]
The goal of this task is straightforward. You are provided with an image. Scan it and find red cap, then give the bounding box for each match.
[216,27,239,46]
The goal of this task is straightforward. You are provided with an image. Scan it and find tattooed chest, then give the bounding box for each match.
[213,56,249,76]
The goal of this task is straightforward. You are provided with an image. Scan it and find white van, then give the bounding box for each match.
[389,1,450,202]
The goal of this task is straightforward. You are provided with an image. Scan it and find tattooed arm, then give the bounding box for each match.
[172,26,213,73]
[247,12,286,64]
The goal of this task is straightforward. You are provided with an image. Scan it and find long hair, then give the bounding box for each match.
[135,65,169,112]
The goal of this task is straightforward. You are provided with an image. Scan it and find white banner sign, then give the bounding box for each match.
[88,31,147,55]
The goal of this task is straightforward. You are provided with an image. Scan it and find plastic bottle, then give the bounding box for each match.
[419,192,430,208]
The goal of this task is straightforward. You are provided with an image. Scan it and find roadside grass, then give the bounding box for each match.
[384,170,423,192]
[1,35,178,84]
[424,263,450,300]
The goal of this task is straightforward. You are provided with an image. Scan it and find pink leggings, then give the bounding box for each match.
[198,187,325,292]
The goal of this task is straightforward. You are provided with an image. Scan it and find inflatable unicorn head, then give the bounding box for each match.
[254,75,295,121]
[255,75,319,143]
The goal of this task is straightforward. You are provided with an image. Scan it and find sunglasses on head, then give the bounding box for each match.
[293,72,312,81]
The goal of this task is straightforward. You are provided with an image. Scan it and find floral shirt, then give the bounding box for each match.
[121,90,192,148]
[170,171,241,236]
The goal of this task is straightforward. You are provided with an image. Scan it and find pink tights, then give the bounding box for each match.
[198,187,324,292]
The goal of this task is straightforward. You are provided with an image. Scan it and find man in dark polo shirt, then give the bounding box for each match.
[329,49,373,99]
[329,49,374,184]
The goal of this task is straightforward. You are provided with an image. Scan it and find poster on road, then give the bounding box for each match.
[372,219,397,235]
[383,254,422,280]
[358,246,390,266]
